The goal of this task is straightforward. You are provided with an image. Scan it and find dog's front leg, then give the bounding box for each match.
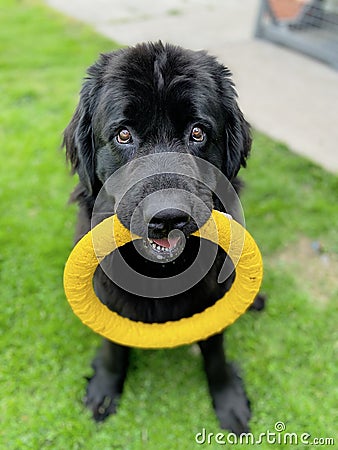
[85,339,130,421]
[198,333,251,434]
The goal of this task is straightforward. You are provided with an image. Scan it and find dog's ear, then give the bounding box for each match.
[224,106,252,180]
[220,68,252,180]
[63,79,98,195]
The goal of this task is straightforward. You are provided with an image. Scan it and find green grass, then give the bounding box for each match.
[1,1,337,448]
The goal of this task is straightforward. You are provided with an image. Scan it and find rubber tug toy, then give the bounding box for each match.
[63,210,263,349]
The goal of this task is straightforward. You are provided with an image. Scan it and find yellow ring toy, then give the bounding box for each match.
[63,210,263,349]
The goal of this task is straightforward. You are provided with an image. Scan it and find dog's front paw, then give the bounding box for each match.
[84,369,121,422]
[213,366,251,434]
[214,389,251,434]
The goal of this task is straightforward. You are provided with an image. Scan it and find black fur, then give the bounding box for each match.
[64,42,263,434]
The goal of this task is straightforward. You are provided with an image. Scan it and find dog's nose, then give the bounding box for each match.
[147,208,190,233]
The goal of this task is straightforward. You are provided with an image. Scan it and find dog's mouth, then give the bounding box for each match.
[141,231,186,262]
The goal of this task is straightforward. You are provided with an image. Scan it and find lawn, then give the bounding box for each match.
[1,1,337,449]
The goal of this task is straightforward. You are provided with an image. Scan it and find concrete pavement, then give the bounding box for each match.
[46,0,338,172]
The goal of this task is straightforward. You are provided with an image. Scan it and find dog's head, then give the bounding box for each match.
[64,42,251,262]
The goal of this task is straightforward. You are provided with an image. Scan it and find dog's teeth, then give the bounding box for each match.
[147,239,175,254]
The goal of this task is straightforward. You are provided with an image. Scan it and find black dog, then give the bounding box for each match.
[64,42,264,434]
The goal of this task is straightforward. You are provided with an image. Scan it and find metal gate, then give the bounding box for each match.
[255,0,338,69]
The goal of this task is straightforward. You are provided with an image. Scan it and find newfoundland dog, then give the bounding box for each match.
[63,41,264,434]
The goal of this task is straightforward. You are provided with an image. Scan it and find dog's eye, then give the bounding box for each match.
[116,129,132,144]
[190,126,205,143]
